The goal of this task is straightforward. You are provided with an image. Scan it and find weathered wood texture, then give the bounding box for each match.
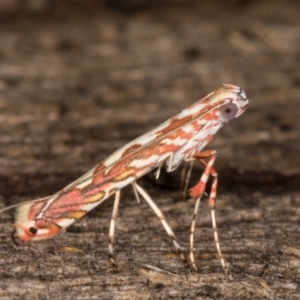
[0,1,300,299]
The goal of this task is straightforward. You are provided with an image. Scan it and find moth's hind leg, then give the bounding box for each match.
[132,182,188,268]
[108,190,121,272]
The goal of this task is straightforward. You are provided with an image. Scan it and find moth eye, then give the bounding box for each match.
[29,227,38,235]
[220,103,238,120]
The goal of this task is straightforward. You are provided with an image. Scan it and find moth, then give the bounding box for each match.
[0,84,248,275]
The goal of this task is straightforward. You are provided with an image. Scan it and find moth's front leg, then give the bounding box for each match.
[188,150,231,278]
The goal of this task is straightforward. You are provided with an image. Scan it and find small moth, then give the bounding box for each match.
[0,84,248,276]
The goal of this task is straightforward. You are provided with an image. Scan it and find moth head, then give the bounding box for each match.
[219,84,248,121]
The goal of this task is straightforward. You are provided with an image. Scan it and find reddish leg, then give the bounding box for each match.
[188,150,231,278]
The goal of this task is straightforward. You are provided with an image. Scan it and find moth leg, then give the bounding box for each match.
[154,161,164,180]
[180,161,187,190]
[133,182,188,268]
[108,190,121,271]
[180,160,194,201]
[189,195,201,271]
[188,150,231,278]
[131,182,141,203]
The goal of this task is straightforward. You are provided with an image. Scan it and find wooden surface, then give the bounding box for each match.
[0,1,300,299]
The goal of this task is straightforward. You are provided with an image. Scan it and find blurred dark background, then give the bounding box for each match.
[0,1,300,299]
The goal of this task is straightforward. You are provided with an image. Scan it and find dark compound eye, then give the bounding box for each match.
[220,103,238,120]
[29,227,38,235]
